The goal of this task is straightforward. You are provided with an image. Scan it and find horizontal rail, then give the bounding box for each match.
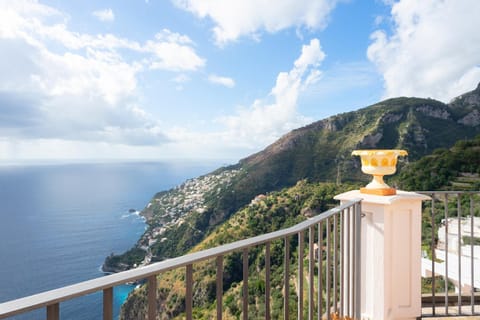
[0,199,362,318]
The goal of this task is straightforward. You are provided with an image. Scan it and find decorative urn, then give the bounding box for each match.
[351,149,408,196]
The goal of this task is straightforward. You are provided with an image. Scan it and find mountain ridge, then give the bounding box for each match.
[238,87,480,192]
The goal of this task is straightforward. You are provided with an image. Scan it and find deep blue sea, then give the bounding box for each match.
[0,161,223,319]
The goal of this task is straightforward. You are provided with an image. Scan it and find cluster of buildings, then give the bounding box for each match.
[134,168,241,264]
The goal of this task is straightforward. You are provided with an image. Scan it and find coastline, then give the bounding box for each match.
[100,168,241,277]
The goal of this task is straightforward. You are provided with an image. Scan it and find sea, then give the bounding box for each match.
[0,160,224,319]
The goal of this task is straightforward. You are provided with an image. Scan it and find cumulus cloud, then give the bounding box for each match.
[146,30,205,71]
[173,0,338,45]
[0,0,206,149]
[148,39,326,159]
[208,74,235,88]
[368,0,480,102]
[217,38,325,147]
[92,8,115,22]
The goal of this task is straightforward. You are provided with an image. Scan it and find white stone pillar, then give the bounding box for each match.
[335,190,430,320]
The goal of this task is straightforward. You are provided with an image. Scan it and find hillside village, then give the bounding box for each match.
[134,168,241,266]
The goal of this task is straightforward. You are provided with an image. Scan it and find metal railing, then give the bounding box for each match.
[419,191,480,317]
[0,199,362,320]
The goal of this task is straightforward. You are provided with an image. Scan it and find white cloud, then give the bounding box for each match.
[32,48,139,105]
[173,0,339,45]
[146,30,205,71]
[92,8,115,22]
[147,39,326,159]
[208,74,235,88]
[216,38,325,147]
[368,0,480,102]
[0,1,333,161]
[0,0,205,151]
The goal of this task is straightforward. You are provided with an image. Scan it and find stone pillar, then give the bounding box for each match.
[335,190,430,320]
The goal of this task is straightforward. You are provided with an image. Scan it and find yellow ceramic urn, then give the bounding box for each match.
[351,149,408,196]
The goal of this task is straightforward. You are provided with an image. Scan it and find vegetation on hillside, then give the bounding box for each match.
[395,135,480,191]
[120,181,359,319]
[106,87,480,272]
[116,84,480,318]
[120,134,480,318]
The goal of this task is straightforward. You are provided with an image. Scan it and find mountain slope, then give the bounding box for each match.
[120,133,480,319]
[121,136,480,319]
[241,92,480,188]
[104,83,480,271]
[112,83,480,319]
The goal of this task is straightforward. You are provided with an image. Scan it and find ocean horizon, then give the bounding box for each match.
[0,160,224,319]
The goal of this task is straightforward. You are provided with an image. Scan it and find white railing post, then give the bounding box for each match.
[335,190,429,320]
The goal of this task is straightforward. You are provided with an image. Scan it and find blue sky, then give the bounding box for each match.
[0,0,479,162]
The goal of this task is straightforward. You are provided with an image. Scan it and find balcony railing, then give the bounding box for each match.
[0,200,362,320]
[419,191,480,318]
[2,190,479,320]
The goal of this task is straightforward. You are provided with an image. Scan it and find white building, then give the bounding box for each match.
[422,216,480,293]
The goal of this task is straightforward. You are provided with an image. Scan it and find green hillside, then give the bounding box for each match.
[395,136,480,191]
[120,133,480,319]
[105,83,480,271]
[144,84,480,261]
[105,83,480,319]
[120,181,358,319]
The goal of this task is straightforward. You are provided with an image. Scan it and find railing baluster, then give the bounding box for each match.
[333,213,338,315]
[326,217,331,320]
[470,195,475,315]
[431,194,436,316]
[340,209,344,318]
[308,227,314,320]
[317,222,323,320]
[216,255,223,320]
[46,303,59,320]
[346,207,351,317]
[353,201,361,320]
[243,248,249,320]
[147,275,157,320]
[351,208,358,314]
[186,264,193,320]
[444,193,449,315]
[284,236,290,320]
[265,243,271,320]
[352,205,357,319]
[103,287,113,320]
[457,194,462,315]
[298,231,304,320]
